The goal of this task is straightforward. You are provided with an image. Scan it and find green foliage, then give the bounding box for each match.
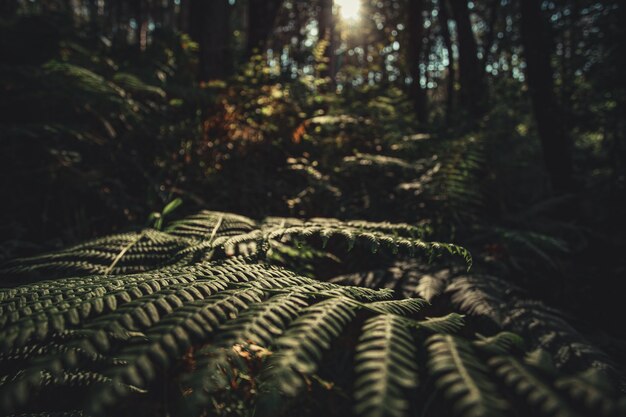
[1,3,625,417]
[353,315,419,417]
[0,209,623,416]
[427,334,509,417]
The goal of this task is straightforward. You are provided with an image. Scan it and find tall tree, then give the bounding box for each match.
[179,0,190,33]
[480,0,499,68]
[437,0,455,121]
[520,0,572,192]
[448,0,486,118]
[189,0,232,81]
[247,0,283,57]
[406,0,428,122]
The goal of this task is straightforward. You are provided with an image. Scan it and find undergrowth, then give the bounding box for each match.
[0,211,624,416]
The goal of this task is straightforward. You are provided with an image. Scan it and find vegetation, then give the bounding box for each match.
[0,0,624,416]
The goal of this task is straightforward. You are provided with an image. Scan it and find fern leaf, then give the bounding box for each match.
[555,368,623,416]
[353,315,419,417]
[473,332,525,355]
[365,298,428,316]
[489,354,582,417]
[427,334,509,417]
[259,298,357,397]
[417,313,465,333]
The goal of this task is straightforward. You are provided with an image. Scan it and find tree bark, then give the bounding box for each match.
[407,0,428,123]
[438,0,455,121]
[189,0,232,81]
[481,0,499,68]
[247,0,283,57]
[448,0,486,118]
[179,0,190,33]
[520,0,573,192]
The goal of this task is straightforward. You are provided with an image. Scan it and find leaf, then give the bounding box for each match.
[161,198,183,217]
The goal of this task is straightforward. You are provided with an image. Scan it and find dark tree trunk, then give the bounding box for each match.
[88,0,99,34]
[407,0,428,123]
[481,0,499,67]
[438,0,455,121]
[132,0,148,50]
[189,0,232,81]
[0,0,17,16]
[318,0,336,82]
[179,0,190,33]
[448,0,486,118]
[520,0,573,193]
[247,0,283,57]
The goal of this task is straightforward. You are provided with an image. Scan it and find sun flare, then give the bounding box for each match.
[336,0,361,20]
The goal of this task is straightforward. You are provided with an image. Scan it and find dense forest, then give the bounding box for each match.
[0,0,625,416]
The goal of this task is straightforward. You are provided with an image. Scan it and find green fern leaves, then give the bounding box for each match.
[353,315,419,417]
[0,210,623,417]
[427,334,509,417]
[260,298,357,397]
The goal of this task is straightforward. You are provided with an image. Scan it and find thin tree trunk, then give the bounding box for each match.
[189,0,232,81]
[407,0,428,123]
[438,0,455,122]
[448,0,486,118]
[481,0,499,67]
[520,0,573,192]
[247,0,283,57]
[179,0,189,33]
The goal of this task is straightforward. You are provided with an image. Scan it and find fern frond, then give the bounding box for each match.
[426,334,509,417]
[473,332,525,355]
[266,223,470,266]
[0,231,192,278]
[489,355,581,417]
[446,275,513,325]
[365,298,428,316]
[88,288,265,413]
[353,315,419,417]
[414,270,450,302]
[416,313,465,334]
[555,368,624,416]
[504,301,617,373]
[342,153,424,174]
[259,298,357,397]
[166,210,257,241]
[4,411,85,417]
[213,294,308,347]
[0,369,144,414]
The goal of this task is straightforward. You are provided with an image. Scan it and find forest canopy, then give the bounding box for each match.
[0,1,625,416]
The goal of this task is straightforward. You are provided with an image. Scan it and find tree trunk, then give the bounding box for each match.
[438,0,455,121]
[520,0,573,193]
[189,0,232,81]
[481,0,499,67]
[407,0,428,123]
[448,0,486,118]
[247,0,283,57]
[179,0,189,33]
[0,0,17,16]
